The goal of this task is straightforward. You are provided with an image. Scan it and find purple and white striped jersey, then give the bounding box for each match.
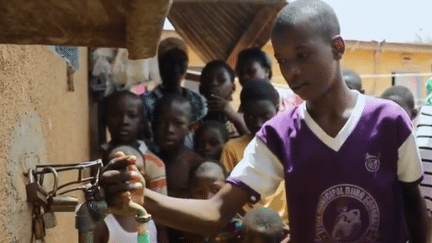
[227,93,423,243]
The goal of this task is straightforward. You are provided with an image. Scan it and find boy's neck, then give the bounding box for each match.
[306,79,357,118]
[160,83,182,93]
[159,145,188,161]
[109,140,140,148]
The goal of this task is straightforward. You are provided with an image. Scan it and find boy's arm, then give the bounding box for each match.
[93,220,109,243]
[144,183,250,236]
[207,94,250,135]
[101,138,283,236]
[100,154,250,235]
[224,108,249,135]
[400,181,432,243]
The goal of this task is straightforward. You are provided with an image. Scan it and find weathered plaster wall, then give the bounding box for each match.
[0,45,89,242]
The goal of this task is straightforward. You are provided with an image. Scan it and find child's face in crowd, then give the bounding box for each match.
[243,100,278,135]
[107,96,143,145]
[200,68,234,101]
[190,170,225,200]
[272,23,343,101]
[237,60,270,87]
[159,49,188,89]
[154,102,191,152]
[195,127,226,161]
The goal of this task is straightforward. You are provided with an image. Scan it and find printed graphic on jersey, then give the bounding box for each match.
[315,184,380,242]
[365,153,380,173]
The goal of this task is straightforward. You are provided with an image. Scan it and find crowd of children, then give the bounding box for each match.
[97,0,432,242]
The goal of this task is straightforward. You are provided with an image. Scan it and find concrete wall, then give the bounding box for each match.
[342,41,432,101]
[0,45,89,242]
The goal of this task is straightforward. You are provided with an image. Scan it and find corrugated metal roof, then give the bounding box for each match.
[169,1,286,64]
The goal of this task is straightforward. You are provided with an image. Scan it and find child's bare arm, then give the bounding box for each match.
[225,107,250,135]
[93,220,109,243]
[400,181,432,243]
[144,183,250,236]
[207,94,249,135]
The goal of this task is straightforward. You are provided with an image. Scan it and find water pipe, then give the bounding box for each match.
[76,185,107,243]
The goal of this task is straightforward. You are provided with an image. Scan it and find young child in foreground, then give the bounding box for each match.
[101,90,168,195]
[186,161,242,243]
[194,120,230,163]
[199,60,249,136]
[152,94,204,199]
[101,1,431,242]
[152,94,204,242]
[95,146,158,243]
[100,90,169,242]
[241,207,284,243]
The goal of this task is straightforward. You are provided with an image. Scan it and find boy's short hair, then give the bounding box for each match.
[153,93,192,123]
[194,120,230,146]
[242,207,284,242]
[191,161,226,182]
[381,85,415,110]
[103,90,143,121]
[105,90,142,108]
[342,69,363,92]
[273,0,340,43]
[196,161,225,177]
[200,60,235,84]
[240,79,280,108]
[235,48,273,80]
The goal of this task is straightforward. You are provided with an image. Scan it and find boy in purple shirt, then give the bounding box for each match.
[100,1,431,242]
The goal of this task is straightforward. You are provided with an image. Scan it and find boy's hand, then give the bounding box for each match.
[208,94,236,118]
[100,152,145,206]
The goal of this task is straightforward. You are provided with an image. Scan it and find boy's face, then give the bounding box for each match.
[237,60,270,86]
[159,49,188,89]
[154,102,191,152]
[195,127,226,161]
[107,96,143,145]
[243,100,278,135]
[200,68,234,101]
[190,171,225,200]
[272,22,344,101]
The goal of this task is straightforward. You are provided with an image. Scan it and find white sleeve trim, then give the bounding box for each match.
[398,132,424,182]
[229,137,285,198]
